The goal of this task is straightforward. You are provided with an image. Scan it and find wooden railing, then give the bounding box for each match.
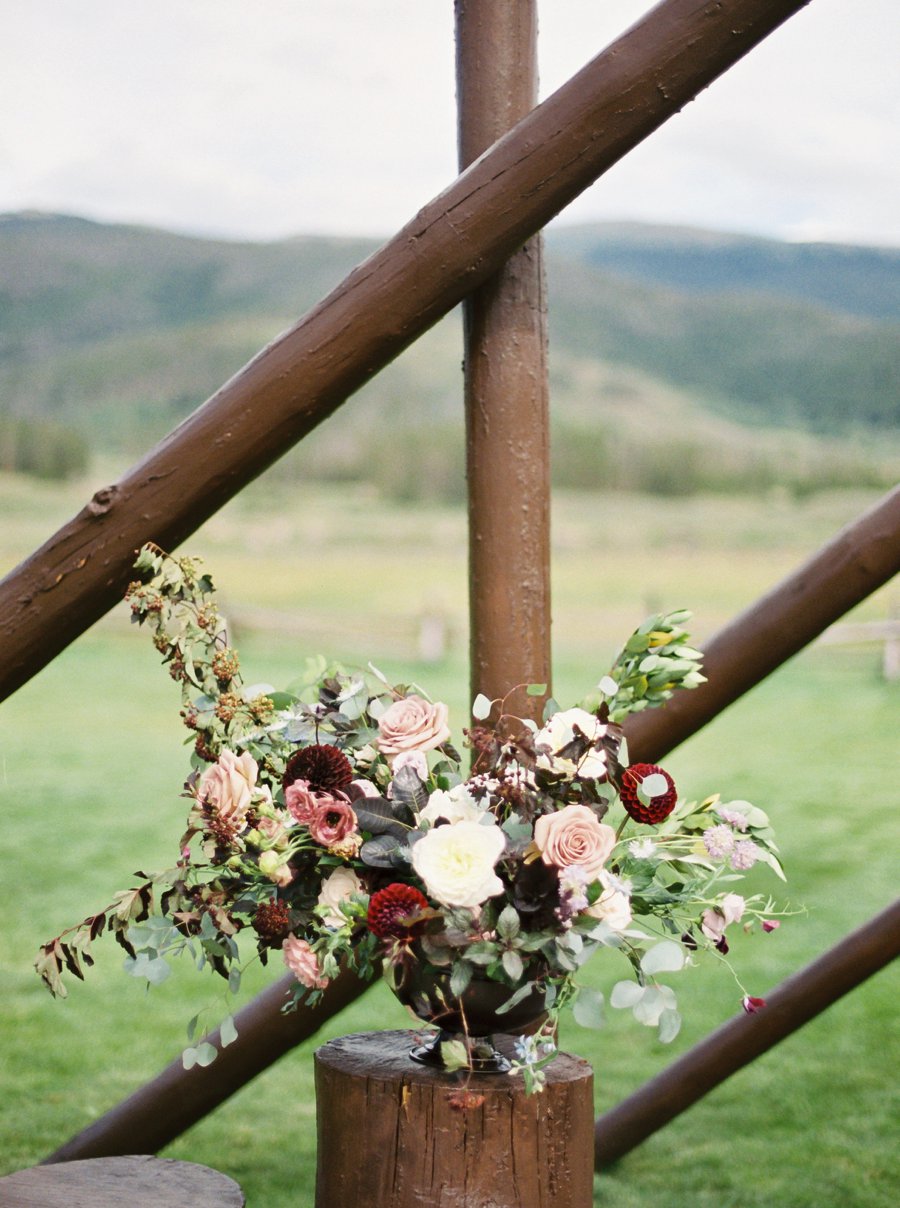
[3,0,897,1177]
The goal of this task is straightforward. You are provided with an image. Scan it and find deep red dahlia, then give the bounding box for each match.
[367,884,429,939]
[283,743,353,794]
[252,899,291,941]
[619,763,677,825]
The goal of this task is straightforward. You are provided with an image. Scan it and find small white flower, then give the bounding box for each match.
[418,783,485,826]
[535,707,608,780]
[629,838,657,859]
[585,868,632,932]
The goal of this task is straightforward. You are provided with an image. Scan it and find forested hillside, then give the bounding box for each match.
[1,212,897,495]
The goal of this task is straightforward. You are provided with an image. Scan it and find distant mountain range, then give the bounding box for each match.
[1,211,897,495]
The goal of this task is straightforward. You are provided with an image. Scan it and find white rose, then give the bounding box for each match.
[418,783,485,826]
[585,869,632,932]
[411,818,505,909]
[317,866,363,927]
[535,707,608,780]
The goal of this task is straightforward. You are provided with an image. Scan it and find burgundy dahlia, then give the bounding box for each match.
[252,899,291,941]
[619,763,677,825]
[367,884,429,939]
[283,743,353,795]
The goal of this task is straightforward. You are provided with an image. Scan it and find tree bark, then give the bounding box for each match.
[314,1031,594,1207]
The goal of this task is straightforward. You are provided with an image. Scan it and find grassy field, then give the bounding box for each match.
[1,474,898,1205]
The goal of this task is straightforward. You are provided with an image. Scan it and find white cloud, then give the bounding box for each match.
[0,0,897,245]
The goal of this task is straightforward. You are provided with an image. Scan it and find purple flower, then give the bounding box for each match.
[718,807,749,831]
[703,825,735,859]
[730,839,760,870]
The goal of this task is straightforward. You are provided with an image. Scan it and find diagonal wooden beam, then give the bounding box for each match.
[42,480,893,1163]
[0,0,812,703]
[43,969,372,1163]
[594,898,900,1168]
[624,484,900,763]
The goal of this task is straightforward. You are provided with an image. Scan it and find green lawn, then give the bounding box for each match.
[1,477,898,1205]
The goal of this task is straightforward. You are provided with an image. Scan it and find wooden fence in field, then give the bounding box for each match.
[1,0,898,1177]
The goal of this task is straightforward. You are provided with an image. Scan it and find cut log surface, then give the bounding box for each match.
[315,1030,594,1208]
[0,1155,245,1207]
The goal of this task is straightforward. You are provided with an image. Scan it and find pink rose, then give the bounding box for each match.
[257,814,290,850]
[307,793,358,847]
[283,934,329,990]
[197,750,257,825]
[285,779,319,825]
[533,804,616,879]
[376,695,451,758]
[391,750,429,781]
[701,894,746,947]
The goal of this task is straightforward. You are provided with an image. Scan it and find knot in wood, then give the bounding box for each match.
[87,485,119,516]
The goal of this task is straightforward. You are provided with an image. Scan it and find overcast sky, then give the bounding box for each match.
[2,0,898,247]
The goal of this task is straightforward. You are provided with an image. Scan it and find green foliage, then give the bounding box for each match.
[0,488,897,1201]
[0,414,88,479]
[1,213,897,503]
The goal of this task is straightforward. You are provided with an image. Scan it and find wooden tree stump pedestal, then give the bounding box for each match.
[0,1156,244,1206]
[314,1030,594,1208]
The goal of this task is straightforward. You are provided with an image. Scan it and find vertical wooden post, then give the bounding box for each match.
[456,0,552,723]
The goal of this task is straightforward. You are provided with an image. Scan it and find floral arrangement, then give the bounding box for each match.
[37,546,785,1091]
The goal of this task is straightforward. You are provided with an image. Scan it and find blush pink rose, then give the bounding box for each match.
[307,793,358,847]
[285,779,319,825]
[376,695,451,758]
[283,934,329,990]
[533,804,616,879]
[197,750,257,825]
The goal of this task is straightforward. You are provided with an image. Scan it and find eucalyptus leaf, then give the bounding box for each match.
[633,987,667,1026]
[194,1041,218,1067]
[220,1015,238,1047]
[472,693,493,720]
[658,1007,682,1043]
[610,980,643,1009]
[573,987,605,1029]
[641,940,686,976]
[639,773,669,799]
